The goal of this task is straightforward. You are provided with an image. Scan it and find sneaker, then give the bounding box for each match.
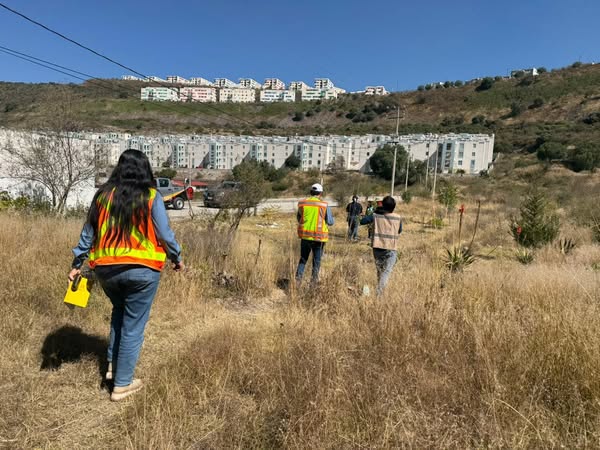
[105,362,113,381]
[110,379,143,402]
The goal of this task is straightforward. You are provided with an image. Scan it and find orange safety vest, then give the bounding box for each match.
[89,188,167,271]
[297,196,329,242]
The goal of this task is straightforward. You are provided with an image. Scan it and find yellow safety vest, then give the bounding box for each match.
[297,196,329,242]
[89,188,167,271]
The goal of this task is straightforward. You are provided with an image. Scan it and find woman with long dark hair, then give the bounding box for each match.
[69,149,183,401]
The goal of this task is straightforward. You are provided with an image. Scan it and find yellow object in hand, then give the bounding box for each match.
[64,274,90,308]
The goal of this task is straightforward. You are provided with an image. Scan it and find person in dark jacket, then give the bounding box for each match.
[345,195,363,241]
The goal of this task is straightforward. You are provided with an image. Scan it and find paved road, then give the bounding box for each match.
[167,197,340,220]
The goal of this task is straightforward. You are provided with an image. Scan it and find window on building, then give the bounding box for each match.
[446,143,452,150]
[317,160,321,166]
[459,143,464,150]
[472,152,476,157]
[366,152,370,156]
[458,160,463,166]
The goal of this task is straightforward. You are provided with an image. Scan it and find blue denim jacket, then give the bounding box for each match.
[71,191,181,269]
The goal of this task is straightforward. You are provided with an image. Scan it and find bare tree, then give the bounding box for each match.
[1,93,96,214]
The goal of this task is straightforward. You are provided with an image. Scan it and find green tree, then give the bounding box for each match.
[511,191,560,248]
[476,77,494,91]
[284,154,301,170]
[417,85,425,91]
[530,97,544,109]
[536,142,567,161]
[437,181,458,214]
[537,67,547,74]
[292,111,304,122]
[155,168,177,179]
[571,143,600,172]
[369,145,426,186]
[454,80,463,87]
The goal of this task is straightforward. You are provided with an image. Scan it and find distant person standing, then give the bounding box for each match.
[365,201,375,240]
[360,196,402,296]
[296,183,335,286]
[346,195,363,241]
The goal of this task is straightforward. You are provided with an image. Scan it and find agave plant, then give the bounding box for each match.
[557,238,576,255]
[444,246,476,273]
[515,248,535,265]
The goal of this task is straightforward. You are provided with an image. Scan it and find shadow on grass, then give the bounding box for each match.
[40,325,110,388]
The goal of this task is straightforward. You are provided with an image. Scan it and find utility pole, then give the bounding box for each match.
[431,143,439,200]
[391,106,400,196]
[425,151,430,188]
[404,153,410,192]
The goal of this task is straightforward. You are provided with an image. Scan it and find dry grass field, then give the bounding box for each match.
[1,181,600,448]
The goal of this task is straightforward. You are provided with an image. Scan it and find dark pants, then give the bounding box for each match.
[373,249,397,296]
[347,216,359,240]
[295,239,325,283]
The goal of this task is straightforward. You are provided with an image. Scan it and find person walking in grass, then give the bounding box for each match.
[360,195,402,296]
[296,183,335,286]
[346,195,363,241]
[69,149,184,401]
[365,201,375,240]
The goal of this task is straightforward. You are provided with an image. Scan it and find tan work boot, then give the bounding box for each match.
[110,379,143,402]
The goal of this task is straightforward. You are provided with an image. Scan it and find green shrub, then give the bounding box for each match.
[401,190,412,204]
[537,142,567,161]
[511,191,560,248]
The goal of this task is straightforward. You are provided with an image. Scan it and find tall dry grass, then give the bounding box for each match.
[1,196,600,448]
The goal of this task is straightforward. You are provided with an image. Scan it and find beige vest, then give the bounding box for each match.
[372,213,402,250]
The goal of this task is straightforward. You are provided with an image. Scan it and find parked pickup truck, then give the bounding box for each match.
[203,181,242,208]
[155,177,193,210]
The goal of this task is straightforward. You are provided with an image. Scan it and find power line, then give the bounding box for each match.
[0,1,257,128]
[0,45,217,126]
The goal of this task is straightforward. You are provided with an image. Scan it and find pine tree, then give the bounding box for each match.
[511,191,560,248]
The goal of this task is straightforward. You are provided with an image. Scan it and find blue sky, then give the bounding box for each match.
[0,0,599,91]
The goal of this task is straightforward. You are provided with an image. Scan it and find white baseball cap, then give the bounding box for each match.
[311,183,323,193]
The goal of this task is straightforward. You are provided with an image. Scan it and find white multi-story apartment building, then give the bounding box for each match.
[289,81,310,91]
[91,131,495,174]
[166,75,190,84]
[180,87,217,102]
[214,78,239,88]
[391,133,495,174]
[364,86,388,95]
[314,78,334,89]
[301,88,340,101]
[189,77,213,86]
[218,88,256,103]
[263,78,286,90]
[260,89,295,102]
[140,87,179,101]
[239,78,261,89]
[145,76,167,83]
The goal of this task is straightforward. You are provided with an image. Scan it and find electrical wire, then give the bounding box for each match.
[0,1,257,128]
[0,45,217,126]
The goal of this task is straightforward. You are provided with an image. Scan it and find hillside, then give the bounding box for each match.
[0,63,599,154]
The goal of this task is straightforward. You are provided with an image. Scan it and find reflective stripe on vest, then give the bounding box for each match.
[297,196,329,242]
[89,188,167,271]
[371,213,401,250]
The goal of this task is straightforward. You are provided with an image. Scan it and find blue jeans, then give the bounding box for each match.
[95,265,161,387]
[296,239,325,283]
[348,216,359,240]
[373,249,397,296]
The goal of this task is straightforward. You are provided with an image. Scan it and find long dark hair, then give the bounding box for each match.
[88,149,155,247]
